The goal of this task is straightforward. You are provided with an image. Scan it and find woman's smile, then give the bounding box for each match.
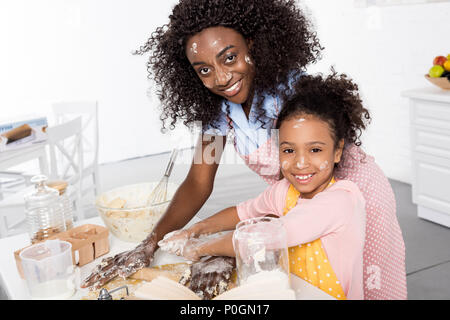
[221,79,243,97]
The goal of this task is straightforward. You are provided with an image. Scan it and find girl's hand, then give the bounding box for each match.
[157,229,192,256]
[178,238,205,261]
[188,256,236,300]
[157,223,205,256]
[158,228,208,261]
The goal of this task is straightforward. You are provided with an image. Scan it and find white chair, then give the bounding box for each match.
[47,116,84,221]
[0,117,84,238]
[52,101,100,199]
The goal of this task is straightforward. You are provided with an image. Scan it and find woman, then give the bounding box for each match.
[82,0,406,300]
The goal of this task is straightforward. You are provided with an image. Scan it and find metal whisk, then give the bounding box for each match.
[146,148,179,206]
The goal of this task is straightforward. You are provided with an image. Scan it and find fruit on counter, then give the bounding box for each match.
[433,55,447,66]
[444,60,450,72]
[429,65,445,78]
[426,54,450,87]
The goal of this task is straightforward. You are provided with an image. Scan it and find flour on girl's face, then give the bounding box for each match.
[319,160,329,171]
[296,157,308,169]
[293,118,306,129]
[281,160,289,170]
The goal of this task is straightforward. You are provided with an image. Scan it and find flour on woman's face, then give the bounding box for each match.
[190,42,198,54]
[245,55,253,65]
[211,39,220,47]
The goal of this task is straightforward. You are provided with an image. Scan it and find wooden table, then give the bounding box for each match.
[0,216,335,300]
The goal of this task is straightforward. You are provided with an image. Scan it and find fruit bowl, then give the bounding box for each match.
[96,182,179,242]
[425,74,450,90]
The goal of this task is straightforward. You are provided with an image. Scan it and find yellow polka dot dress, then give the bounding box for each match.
[283,178,347,300]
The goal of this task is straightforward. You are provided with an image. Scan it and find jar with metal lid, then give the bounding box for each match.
[24,175,66,243]
[47,180,74,230]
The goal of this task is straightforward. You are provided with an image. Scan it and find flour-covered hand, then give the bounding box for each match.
[157,229,192,256]
[81,232,157,290]
[179,238,206,261]
[188,256,236,300]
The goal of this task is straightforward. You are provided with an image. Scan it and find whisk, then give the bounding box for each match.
[146,148,179,205]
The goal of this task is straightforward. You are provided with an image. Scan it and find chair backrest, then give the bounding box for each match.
[52,101,99,168]
[46,116,83,187]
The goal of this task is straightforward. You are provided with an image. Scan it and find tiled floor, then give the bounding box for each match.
[1,148,449,299]
[390,179,450,299]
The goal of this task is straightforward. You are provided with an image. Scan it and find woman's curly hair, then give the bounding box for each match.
[276,70,371,150]
[134,0,322,131]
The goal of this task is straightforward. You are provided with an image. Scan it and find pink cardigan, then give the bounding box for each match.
[237,178,366,300]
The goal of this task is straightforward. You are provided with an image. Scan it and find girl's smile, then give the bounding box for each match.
[278,115,344,199]
[185,26,255,107]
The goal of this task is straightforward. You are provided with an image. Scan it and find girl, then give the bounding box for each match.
[159,72,367,300]
[82,0,406,300]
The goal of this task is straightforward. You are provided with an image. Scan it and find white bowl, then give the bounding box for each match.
[96,182,179,243]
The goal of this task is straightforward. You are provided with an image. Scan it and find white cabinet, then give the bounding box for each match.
[402,87,450,228]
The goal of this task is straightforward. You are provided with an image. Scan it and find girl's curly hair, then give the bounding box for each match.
[134,0,322,131]
[276,70,371,149]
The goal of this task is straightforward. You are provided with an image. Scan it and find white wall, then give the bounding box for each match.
[0,0,191,165]
[1,0,449,183]
[301,0,450,183]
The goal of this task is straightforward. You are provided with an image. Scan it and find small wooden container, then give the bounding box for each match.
[14,224,109,279]
[425,74,450,90]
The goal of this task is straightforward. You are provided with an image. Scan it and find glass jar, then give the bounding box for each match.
[232,217,290,288]
[47,180,74,230]
[24,175,66,243]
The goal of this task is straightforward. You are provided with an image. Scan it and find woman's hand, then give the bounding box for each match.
[80,232,157,290]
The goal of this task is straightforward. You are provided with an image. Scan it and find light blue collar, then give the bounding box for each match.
[221,92,279,130]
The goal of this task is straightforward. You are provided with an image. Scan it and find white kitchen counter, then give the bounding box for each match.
[0,216,335,300]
